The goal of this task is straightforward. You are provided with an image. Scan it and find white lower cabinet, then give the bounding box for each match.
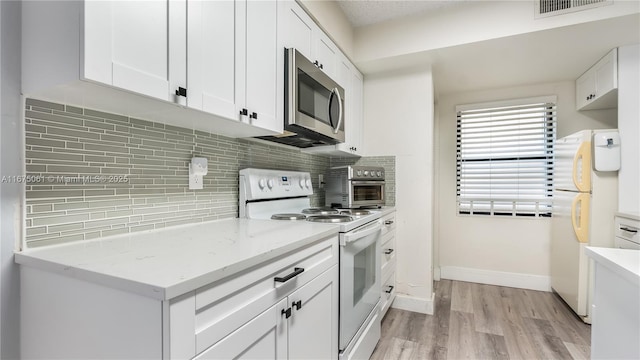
[195,299,288,360]
[380,212,397,317]
[196,265,338,360]
[20,235,339,360]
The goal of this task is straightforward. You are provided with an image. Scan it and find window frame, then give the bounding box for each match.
[455,96,557,218]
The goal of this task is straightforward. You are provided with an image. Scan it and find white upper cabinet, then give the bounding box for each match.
[279,1,339,80]
[576,48,618,111]
[22,0,280,138]
[84,1,181,102]
[186,0,237,120]
[243,0,279,132]
[187,0,280,133]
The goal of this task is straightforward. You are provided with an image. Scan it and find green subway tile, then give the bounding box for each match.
[85,143,130,154]
[26,138,66,148]
[47,165,101,174]
[65,105,83,114]
[26,98,65,111]
[32,213,89,226]
[26,124,47,133]
[27,190,84,199]
[27,151,84,162]
[130,118,154,128]
[27,235,85,248]
[84,109,129,123]
[47,126,100,140]
[84,120,115,131]
[27,110,85,127]
[101,228,130,237]
[100,134,128,144]
[26,227,47,236]
[48,223,84,233]
[85,189,116,197]
[130,224,155,232]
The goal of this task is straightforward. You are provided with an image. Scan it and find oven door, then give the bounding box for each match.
[349,181,385,208]
[339,221,382,350]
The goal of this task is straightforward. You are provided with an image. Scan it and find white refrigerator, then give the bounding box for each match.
[551,129,619,323]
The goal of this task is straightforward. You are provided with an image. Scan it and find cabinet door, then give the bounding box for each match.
[288,266,339,360]
[84,1,185,102]
[279,1,315,61]
[187,0,238,120]
[315,32,338,79]
[244,0,280,132]
[594,51,617,97]
[576,70,595,110]
[348,69,364,155]
[195,299,287,360]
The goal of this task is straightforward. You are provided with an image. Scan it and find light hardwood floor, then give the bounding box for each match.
[371,280,591,360]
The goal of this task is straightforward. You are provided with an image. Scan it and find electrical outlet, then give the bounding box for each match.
[189,174,203,190]
[319,174,324,189]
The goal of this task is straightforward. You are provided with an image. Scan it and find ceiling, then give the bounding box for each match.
[335,1,639,96]
[337,0,473,27]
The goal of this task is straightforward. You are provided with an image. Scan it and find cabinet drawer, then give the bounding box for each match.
[169,235,338,357]
[381,213,396,237]
[381,271,396,317]
[381,234,396,278]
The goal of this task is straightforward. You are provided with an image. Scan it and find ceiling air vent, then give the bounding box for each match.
[535,0,612,18]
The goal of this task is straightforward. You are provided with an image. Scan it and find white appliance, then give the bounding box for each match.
[551,129,619,323]
[614,212,640,249]
[239,168,382,360]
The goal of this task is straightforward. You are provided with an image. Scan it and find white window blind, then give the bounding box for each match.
[456,96,557,217]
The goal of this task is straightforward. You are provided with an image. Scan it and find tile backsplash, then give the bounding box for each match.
[24,98,395,248]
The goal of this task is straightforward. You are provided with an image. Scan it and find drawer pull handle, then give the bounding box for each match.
[385,220,394,225]
[293,300,303,310]
[281,308,292,319]
[384,249,394,255]
[621,227,638,233]
[385,285,394,294]
[274,267,304,283]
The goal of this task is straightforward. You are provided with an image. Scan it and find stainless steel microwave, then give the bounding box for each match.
[258,48,345,148]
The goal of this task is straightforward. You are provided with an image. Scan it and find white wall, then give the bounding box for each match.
[354,0,639,65]
[617,44,640,214]
[363,67,435,313]
[435,80,616,290]
[0,0,22,358]
[299,0,354,59]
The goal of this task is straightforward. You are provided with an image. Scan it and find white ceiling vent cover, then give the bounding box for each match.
[535,0,612,18]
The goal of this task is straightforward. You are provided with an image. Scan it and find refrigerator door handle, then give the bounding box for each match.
[572,141,592,192]
[571,193,590,243]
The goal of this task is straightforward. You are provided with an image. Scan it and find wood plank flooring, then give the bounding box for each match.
[371,280,591,360]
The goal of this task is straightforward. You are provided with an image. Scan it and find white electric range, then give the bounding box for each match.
[239,168,383,360]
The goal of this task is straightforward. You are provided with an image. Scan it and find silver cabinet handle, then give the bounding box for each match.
[385,220,394,225]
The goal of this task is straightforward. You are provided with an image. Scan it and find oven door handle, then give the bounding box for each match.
[342,222,382,245]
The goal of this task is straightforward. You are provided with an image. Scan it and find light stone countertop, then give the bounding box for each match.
[15,218,340,301]
[585,246,640,286]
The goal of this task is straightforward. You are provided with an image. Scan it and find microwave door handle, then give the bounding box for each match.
[330,87,343,134]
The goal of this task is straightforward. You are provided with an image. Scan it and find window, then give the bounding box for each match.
[456,96,556,217]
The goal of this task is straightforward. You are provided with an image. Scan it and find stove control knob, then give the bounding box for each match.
[267,179,275,189]
[299,178,305,188]
[357,170,363,177]
[364,170,369,177]
[258,178,267,190]
[305,179,311,188]
[377,171,382,177]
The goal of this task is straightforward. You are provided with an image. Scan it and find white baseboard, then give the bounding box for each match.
[391,293,435,315]
[439,266,551,292]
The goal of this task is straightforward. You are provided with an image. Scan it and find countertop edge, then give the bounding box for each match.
[15,225,340,301]
[585,246,640,287]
